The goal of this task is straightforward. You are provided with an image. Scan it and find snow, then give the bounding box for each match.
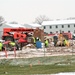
[51,72,75,75]
[29,23,41,27]
[42,20,75,26]
[6,23,25,28]
[23,23,42,29]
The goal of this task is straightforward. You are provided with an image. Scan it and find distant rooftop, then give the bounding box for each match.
[23,23,42,28]
[42,20,75,26]
[6,23,25,28]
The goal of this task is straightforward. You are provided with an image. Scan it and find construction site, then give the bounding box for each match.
[0,27,75,58]
[0,27,75,75]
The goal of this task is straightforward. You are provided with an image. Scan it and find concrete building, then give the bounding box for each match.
[42,20,75,34]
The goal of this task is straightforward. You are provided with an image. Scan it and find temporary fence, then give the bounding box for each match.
[0,46,16,58]
[0,40,75,58]
[0,30,75,58]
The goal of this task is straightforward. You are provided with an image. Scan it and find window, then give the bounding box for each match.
[44,26,46,29]
[62,25,64,28]
[74,30,75,33]
[62,31,64,33]
[50,26,52,29]
[56,31,58,33]
[68,30,70,33]
[50,32,52,34]
[56,25,58,28]
[0,24,2,26]
[68,25,70,28]
[44,32,48,34]
[74,24,75,27]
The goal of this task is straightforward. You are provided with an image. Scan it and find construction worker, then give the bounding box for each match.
[53,35,58,46]
[9,41,16,46]
[44,39,49,47]
[35,37,40,41]
[58,31,64,46]
[0,41,3,51]
[33,37,36,43]
[32,37,36,46]
[63,39,70,47]
[9,41,16,50]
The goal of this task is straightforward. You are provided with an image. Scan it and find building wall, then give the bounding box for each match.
[43,24,75,34]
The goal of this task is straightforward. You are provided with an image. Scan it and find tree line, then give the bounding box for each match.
[0,15,75,26]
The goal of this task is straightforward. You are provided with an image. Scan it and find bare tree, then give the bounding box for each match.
[9,21,18,24]
[34,15,50,25]
[0,16,5,26]
[67,17,75,20]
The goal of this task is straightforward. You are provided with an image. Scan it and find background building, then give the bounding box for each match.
[0,23,42,39]
[0,23,25,39]
[23,23,42,29]
[42,20,75,34]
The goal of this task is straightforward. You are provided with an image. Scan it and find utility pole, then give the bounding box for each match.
[41,26,45,57]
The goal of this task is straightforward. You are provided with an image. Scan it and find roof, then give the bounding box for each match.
[42,20,75,26]
[23,23,42,28]
[29,23,41,27]
[6,23,25,28]
[0,23,25,39]
[0,23,25,32]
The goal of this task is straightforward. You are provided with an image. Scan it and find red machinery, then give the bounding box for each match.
[48,32,72,40]
[2,28,34,42]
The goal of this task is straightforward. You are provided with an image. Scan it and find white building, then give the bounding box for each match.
[42,20,75,34]
[0,23,25,31]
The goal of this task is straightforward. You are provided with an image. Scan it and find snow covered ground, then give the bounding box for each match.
[51,72,75,75]
[0,46,75,59]
[0,48,75,75]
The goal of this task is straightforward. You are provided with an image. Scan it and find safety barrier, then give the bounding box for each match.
[0,46,16,58]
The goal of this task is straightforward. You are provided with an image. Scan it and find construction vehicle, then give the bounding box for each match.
[2,27,45,50]
[48,32,72,40]
[2,28,34,41]
[2,28,34,50]
[48,32,72,46]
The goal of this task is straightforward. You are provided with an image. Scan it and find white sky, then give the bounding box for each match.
[0,0,75,24]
